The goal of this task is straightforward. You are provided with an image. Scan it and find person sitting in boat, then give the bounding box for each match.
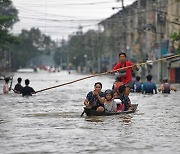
[14,77,23,94]
[104,89,117,112]
[112,76,123,92]
[142,75,157,94]
[158,79,176,94]
[22,79,35,96]
[132,76,143,93]
[84,82,105,112]
[118,85,132,111]
[113,91,124,112]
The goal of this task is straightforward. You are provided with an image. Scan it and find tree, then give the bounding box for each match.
[54,39,68,68]
[10,28,56,69]
[171,32,180,53]
[0,0,19,50]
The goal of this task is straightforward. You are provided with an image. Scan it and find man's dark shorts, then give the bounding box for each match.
[125,81,133,89]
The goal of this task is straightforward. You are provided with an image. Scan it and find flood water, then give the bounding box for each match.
[0,71,180,154]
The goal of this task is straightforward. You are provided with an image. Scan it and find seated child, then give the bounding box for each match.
[113,91,124,112]
[118,85,132,111]
[104,89,117,112]
[112,77,123,92]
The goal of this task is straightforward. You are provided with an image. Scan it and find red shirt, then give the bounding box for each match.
[113,61,134,84]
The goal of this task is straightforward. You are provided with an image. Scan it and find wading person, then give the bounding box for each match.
[158,79,176,93]
[84,82,105,112]
[111,52,139,95]
[22,79,35,96]
[132,76,143,93]
[14,77,23,94]
[142,75,157,94]
[3,77,10,94]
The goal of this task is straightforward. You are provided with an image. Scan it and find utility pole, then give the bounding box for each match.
[113,0,124,9]
[156,0,163,82]
[121,0,124,9]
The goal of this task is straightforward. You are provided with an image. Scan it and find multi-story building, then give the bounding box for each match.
[99,0,180,83]
[164,0,180,83]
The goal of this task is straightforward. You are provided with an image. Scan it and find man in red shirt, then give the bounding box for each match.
[112,52,139,94]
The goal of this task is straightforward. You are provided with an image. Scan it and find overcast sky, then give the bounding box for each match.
[12,0,136,41]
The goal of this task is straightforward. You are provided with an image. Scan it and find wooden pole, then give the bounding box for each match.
[35,54,180,94]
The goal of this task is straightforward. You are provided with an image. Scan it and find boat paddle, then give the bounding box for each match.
[81,94,98,117]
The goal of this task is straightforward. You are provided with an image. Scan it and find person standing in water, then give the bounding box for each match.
[133,76,143,93]
[22,79,35,96]
[142,75,157,94]
[3,77,10,94]
[111,52,139,95]
[14,77,23,94]
[158,79,176,93]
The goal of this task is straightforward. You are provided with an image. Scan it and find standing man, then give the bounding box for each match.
[112,52,139,94]
[22,79,35,96]
[3,77,10,94]
[142,75,157,94]
[158,79,176,93]
[14,77,23,94]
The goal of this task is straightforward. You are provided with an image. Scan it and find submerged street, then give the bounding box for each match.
[0,71,180,154]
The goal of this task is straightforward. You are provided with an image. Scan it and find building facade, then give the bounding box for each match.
[100,0,179,83]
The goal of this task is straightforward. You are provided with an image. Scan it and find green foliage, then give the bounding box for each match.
[0,29,18,49]
[0,0,19,51]
[54,29,108,69]
[171,31,180,53]
[10,28,56,69]
[0,0,18,28]
[171,32,180,41]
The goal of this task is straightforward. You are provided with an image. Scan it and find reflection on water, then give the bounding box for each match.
[0,71,180,154]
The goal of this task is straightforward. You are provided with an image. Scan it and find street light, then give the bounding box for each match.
[112,0,125,10]
[84,54,87,59]
[84,54,87,73]
[112,6,123,10]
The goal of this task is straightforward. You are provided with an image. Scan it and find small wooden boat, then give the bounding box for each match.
[84,104,138,116]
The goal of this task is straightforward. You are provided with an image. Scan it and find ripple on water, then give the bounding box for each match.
[0,72,180,154]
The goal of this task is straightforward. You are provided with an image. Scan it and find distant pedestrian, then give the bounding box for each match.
[22,79,35,96]
[14,77,23,94]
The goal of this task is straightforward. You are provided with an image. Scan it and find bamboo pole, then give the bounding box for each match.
[35,54,180,94]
